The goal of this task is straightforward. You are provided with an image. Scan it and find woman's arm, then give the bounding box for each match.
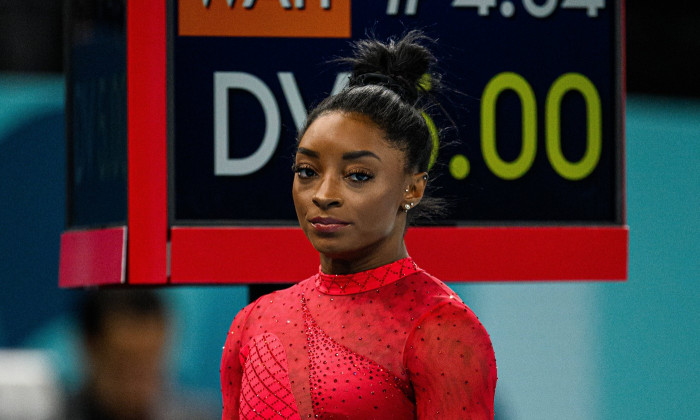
[404,300,497,419]
[220,299,260,420]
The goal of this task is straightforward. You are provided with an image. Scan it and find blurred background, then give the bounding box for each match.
[0,1,698,419]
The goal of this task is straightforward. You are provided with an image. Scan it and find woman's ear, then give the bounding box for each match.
[403,172,428,207]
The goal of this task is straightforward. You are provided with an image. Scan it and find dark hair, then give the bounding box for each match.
[80,289,165,339]
[299,30,446,221]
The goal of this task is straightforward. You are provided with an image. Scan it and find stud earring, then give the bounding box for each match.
[404,204,411,211]
[405,188,409,192]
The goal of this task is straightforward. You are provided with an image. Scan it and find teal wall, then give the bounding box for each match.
[1,75,698,418]
[599,97,699,418]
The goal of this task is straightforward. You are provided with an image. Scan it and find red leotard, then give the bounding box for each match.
[221,258,497,419]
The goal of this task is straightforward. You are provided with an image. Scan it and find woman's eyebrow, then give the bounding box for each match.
[296,147,319,158]
[342,150,381,161]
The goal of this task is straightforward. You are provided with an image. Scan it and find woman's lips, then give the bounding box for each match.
[309,217,350,233]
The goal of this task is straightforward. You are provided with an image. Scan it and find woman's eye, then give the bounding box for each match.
[294,166,316,178]
[347,171,373,182]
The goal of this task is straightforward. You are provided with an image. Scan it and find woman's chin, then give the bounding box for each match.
[310,241,353,260]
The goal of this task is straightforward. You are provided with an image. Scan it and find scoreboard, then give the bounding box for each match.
[60,0,627,286]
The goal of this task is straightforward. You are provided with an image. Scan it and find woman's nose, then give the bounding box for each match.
[312,176,342,209]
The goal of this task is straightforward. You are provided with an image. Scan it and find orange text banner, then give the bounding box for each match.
[179,0,351,38]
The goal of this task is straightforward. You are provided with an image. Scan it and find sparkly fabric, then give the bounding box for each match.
[302,294,414,418]
[315,257,421,295]
[238,333,300,419]
[222,258,497,419]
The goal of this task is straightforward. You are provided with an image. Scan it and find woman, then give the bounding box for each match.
[221,32,497,419]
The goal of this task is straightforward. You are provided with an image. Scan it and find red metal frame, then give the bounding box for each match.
[59,227,127,287]
[126,0,168,284]
[171,226,628,283]
[60,1,168,287]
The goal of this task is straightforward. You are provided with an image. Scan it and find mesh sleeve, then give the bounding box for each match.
[220,299,260,420]
[404,300,497,419]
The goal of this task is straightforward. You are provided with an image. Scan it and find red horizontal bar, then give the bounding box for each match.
[405,226,628,281]
[171,227,317,284]
[170,226,628,284]
[59,227,127,288]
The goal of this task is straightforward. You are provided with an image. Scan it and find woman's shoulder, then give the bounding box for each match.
[398,269,490,340]
[231,277,314,326]
[401,270,492,353]
[401,268,466,306]
[402,271,495,357]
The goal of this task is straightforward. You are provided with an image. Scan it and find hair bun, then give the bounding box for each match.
[345,30,437,104]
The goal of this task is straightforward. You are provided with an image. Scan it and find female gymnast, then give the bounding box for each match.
[221,31,497,419]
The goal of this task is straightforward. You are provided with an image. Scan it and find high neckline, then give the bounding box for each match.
[314,257,421,295]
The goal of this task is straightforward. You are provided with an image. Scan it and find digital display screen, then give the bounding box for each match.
[171,0,623,225]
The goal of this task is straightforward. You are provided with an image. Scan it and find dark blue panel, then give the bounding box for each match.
[172,0,620,224]
[66,0,127,228]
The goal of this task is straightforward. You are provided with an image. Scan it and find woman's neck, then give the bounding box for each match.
[319,241,409,275]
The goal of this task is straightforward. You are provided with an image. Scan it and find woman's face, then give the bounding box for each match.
[293,112,422,269]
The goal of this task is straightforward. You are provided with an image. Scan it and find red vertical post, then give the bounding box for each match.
[127,0,168,284]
